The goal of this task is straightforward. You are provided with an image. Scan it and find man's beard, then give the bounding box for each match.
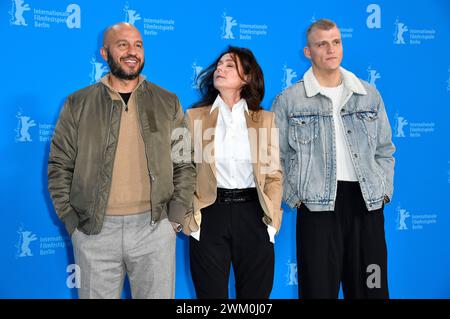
[106,49,145,80]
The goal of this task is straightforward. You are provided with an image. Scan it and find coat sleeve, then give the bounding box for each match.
[167,98,197,226]
[263,113,284,232]
[47,96,79,235]
[375,92,396,202]
[271,94,290,183]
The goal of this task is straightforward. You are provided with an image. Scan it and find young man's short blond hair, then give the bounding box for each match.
[306,19,338,45]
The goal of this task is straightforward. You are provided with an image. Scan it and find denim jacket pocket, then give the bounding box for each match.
[288,114,319,149]
[356,111,378,140]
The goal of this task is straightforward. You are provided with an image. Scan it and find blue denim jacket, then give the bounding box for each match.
[271,67,395,211]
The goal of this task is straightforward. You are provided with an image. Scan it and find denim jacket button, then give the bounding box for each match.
[354,154,358,158]
[347,130,352,134]
[362,178,366,182]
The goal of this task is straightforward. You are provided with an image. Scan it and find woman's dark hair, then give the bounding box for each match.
[192,46,264,111]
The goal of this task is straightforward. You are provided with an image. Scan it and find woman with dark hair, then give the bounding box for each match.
[183,46,283,299]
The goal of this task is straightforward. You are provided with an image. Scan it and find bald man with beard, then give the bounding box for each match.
[48,23,196,299]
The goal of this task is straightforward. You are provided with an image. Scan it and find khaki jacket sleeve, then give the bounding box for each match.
[167,99,197,226]
[47,96,79,235]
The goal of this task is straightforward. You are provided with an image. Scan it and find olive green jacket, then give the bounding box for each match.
[48,75,196,235]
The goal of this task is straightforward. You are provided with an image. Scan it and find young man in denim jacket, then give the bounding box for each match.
[271,19,395,299]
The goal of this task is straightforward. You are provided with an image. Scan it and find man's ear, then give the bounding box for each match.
[304,46,311,60]
[100,47,108,62]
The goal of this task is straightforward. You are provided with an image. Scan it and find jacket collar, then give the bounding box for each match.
[303,66,367,98]
[100,73,146,96]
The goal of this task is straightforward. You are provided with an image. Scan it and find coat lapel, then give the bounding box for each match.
[200,107,264,183]
[201,107,219,179]
[245,110,261,183]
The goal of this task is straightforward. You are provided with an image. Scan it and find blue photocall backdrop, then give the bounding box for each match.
[1,0,449,298]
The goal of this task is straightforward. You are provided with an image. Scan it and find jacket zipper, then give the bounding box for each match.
[135,96,154,225]
[90,100,115,235]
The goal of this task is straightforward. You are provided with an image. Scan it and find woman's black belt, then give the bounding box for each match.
[216,187,258,204]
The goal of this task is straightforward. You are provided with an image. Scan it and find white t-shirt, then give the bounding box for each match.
[321,84,358,181]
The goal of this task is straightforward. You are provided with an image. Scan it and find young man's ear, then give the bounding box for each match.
[304,46,311,60]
